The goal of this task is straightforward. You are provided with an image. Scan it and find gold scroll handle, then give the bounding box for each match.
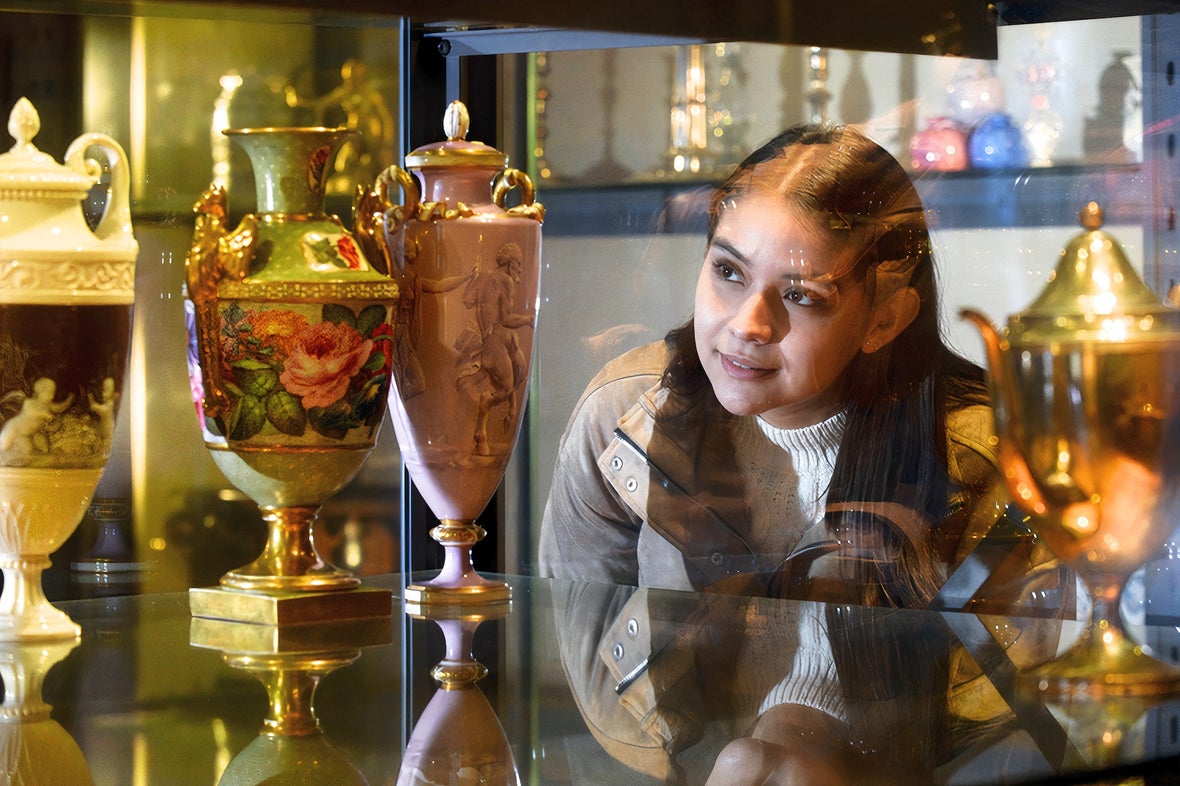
[187,185,255,420]
[362,165,544,233]
[493,168,545,222]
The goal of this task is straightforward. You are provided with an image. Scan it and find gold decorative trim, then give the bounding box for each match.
[217,280,398,301]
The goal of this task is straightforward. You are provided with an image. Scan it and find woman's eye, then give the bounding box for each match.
[711,260,741,282]
[784,287,819,306]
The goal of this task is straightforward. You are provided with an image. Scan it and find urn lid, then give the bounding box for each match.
[1007,202,1178,344]
[0,98,97,199]
[404,100,508,171]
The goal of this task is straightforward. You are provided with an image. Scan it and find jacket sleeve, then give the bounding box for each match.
[538,346,665,585]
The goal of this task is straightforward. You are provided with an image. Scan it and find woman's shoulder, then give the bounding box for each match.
[573,341,669,411]
[585,341,670,389]
[561,341,669,440]
[945,402,999,491]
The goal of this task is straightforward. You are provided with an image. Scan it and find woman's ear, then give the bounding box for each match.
[862,286,919,354]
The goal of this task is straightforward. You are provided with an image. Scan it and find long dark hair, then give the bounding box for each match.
[663,123,989,606]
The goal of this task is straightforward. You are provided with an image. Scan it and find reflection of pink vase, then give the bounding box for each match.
[909,116,968,172]
[398,611,519,786]
[362,101,543,605]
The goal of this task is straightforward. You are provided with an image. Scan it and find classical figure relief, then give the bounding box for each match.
[454,241,535,455]
[395,245,475,403]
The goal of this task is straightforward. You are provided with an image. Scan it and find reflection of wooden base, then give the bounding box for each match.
[189,585,392,625]
[402,579,511,608]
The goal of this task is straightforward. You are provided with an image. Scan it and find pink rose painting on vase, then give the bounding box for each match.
[209,302,392,443]
[280,320,372,407]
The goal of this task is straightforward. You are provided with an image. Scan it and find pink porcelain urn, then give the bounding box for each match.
[360,100,543,606]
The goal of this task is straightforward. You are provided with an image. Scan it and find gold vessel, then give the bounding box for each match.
[962,202,1180,696]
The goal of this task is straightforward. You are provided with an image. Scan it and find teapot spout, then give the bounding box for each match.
[958,308,1007,389]
[958,308,1048,516]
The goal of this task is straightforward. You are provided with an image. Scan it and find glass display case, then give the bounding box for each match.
[1,2,1180,783]
[4,0,1177,605]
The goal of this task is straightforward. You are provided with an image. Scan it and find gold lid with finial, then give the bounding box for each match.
[404,99,508,170]
[1006,201,1179,345]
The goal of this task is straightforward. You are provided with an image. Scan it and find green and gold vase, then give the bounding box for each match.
[185,126,397,623]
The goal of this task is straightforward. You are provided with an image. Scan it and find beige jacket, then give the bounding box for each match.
[539,342,1073,781]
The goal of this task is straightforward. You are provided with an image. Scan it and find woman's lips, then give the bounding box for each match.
[719,353,774,380]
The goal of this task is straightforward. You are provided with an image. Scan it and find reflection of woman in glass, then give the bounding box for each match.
[540,124,1067,782]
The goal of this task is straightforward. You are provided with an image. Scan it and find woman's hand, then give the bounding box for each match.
[705,703,850,786]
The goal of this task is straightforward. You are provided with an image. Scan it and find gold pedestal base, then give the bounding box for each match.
[189,585,392,625]
[404,595,512,622]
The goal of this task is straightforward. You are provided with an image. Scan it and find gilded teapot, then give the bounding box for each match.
[960,202,1180,530]
[960,202,1180,694]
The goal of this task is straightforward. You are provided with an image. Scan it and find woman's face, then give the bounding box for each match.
[694,190,877,429]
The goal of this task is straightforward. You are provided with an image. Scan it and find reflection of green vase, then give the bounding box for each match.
[218,733,366,786]
[185,126,398,606]
[191,617,388,786]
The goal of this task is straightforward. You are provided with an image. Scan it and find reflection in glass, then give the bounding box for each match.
[190,617,390,785]
[963,204,1180,696]
[399,603,519,786]
[0,640,93,784]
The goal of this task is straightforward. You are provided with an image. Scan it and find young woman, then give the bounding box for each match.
[538,124,1069,783]
[539,123,1023,607]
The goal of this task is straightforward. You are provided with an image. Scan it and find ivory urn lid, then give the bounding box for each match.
[1006,201,1179,345]
[0,99,95,197]
[0,97,137,263]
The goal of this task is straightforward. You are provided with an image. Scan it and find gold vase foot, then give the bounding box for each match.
[218,505,360,594]
[403,576,512,607]
[189,585,392,625]
[403,518,511,606]
[1022,622,1180,698]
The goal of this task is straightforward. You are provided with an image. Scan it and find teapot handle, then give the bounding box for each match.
[65,133,134,246]
[385,165,420,218]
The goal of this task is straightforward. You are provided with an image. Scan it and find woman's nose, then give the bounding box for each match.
[728,290,781,344]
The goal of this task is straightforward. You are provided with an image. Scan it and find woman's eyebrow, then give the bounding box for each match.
[709,237,747,264]
[710,234,837,291]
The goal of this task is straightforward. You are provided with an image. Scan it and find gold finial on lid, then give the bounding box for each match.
[1080,200,1103,231]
